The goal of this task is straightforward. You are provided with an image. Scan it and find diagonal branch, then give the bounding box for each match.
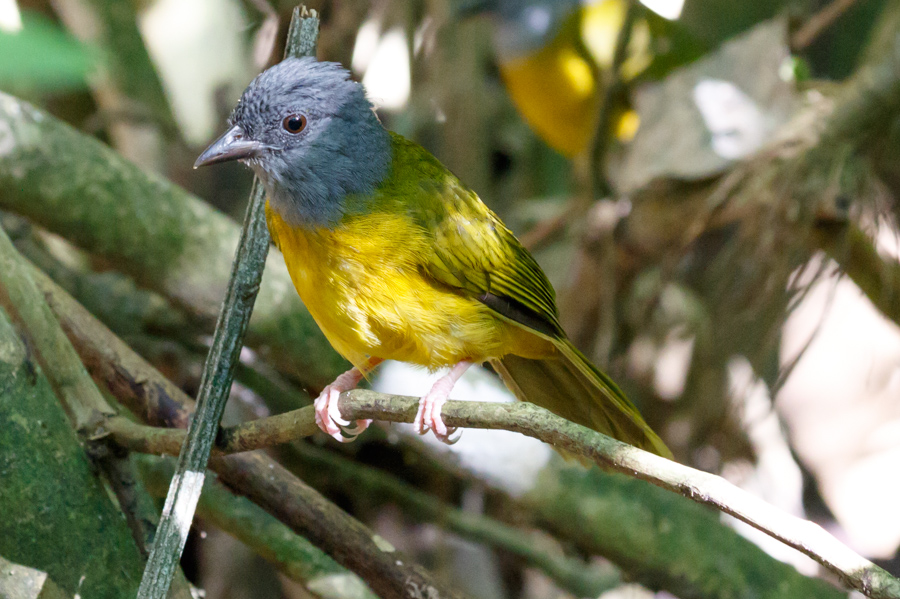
[792,0,862,51]
[341,393,900,599]
[136,454,379,599]
[104,381,900,598]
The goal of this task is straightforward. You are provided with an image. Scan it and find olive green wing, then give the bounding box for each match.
[411,177,565,339]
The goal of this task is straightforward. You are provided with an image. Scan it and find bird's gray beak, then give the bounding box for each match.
[194,126,262,168]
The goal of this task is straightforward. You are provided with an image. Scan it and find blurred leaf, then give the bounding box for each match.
[639,9,710,82]
[0,11,95,91]
[678,0,785,47]
[620,18,798,190]
[805,0,888,79]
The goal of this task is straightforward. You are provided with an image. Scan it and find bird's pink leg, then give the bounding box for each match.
[414,361,472,444]
[315,357,382,442]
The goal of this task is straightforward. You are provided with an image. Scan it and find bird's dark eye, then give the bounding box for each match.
[282,114,307,134]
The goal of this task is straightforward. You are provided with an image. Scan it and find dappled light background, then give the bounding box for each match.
[2,0,899,597]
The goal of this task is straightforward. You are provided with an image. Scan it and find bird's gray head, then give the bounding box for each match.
[195,57,392,227]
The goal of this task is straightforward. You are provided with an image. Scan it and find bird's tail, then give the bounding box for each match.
[490,339,671,458]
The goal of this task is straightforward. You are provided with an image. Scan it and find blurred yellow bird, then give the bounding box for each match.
[471,0,649,156]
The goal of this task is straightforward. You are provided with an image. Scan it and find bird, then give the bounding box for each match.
[462,0,649,157]
[194,57,670,457]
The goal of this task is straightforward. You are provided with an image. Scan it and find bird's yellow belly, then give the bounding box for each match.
[266,204,552,371]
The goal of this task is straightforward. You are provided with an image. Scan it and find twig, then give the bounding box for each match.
[518,201,580,250]
[104,407,319,456]
[136,454,379,599]
[92,447,159,557]
[89,450,198,599]
[101,379,900,598]
[214,451,468,599]
[335,391,900,599]
[135,180,271,597]
[792,0,862,51]
[245,0,281,69]
[590,0,639,197]
[136,8,320,599]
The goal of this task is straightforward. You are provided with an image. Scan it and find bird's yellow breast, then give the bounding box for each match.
[265,202,552,371]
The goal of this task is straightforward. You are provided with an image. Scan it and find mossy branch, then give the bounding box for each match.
[340,393,898,598]
[109,384,897,598]
[0,222,114,432]
[106,416,621,596]
[0,88,345,389]
[0,224,194,599]
[136,454,378,599]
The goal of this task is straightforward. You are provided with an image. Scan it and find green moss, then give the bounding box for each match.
[0,307,145,598]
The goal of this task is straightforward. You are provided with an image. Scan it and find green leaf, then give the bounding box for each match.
[0,11,95,91]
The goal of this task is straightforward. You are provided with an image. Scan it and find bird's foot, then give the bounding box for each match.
[314,365,372,442]
[413,361,472,444]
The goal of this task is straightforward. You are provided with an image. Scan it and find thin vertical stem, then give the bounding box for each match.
[136,7,320,599]
[590,0,639,198]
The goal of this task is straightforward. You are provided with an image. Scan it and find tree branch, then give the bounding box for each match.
[284,443,622,598]
[103,379,900,599]
[0,225,194,599]
[104,406,319,457]
[336,392,900,599]
[792,0,862,51]
[136,454,378,599]
[105,414,621,596]
[0,223,114,433]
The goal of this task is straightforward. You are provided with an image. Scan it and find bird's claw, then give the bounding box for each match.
[414,391,460,445]
[315,383,370,443]
[440,426,462,445]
